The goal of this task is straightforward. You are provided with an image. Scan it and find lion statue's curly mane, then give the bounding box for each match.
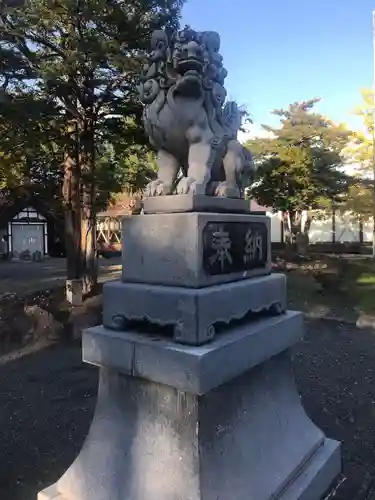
[138,26,256,198]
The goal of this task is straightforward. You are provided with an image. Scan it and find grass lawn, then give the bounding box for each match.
[279,255,375,323]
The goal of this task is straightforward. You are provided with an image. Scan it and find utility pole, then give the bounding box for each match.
[372,11,375,257]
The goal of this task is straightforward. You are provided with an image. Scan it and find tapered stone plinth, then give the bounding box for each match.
[38,312,340,500]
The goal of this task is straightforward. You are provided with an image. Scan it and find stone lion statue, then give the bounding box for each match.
[138,26,256,198]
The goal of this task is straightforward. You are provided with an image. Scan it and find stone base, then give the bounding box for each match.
[38,313,340,500]
[40,439,340,500]
[143,194,250,214]
[103,273,286,345]
[121,212,271,288]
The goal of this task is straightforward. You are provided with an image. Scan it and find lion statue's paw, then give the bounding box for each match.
[176,176,195,195]
[177,177,208,195]
[215,182,240,198]
[145,179,164,197]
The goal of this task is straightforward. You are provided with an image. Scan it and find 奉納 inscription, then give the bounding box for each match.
[203,222,268,275]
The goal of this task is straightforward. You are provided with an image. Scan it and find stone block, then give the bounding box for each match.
[38,340,341,500]
[38,484,63,500]
[143,194,250,214]
[84,310,303,393]
[121,212,271,288]
[103,273,287,345]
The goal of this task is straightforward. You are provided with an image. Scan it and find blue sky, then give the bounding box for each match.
[181,0,375,134]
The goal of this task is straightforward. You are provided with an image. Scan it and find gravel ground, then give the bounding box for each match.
[1,319,375,500]
[294,320,375,499]
[0,342,98,500]
[0,257,121,296]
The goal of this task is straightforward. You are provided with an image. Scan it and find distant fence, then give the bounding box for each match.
[96,216,122,254]
[263,210,374,246]
[96,210,374,255]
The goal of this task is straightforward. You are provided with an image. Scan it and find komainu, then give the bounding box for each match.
[138,26,256,198]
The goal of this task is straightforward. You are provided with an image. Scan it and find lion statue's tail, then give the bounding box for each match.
[222,101,243,138]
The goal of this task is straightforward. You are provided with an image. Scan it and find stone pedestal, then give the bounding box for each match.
[37,199,341,500]
[104,211,278,345]
[38,313,340,500]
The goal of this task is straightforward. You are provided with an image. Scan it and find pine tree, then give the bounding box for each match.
[0,0,183,293]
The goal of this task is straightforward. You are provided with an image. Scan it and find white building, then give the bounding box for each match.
[7,206,48,259]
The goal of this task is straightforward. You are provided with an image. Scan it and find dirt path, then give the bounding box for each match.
[0,319,374,500]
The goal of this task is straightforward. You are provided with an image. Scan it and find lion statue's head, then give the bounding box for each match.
[138,26,228,105]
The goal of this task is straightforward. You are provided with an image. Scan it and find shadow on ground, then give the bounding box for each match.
[0,319,375,499]
[294,319,375,499]
[0,341,98,500]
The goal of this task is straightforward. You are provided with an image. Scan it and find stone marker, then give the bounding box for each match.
[38,25,341,500]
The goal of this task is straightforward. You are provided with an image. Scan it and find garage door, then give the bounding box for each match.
[12,224,44,257]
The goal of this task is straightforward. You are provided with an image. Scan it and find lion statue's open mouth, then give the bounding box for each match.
[177,58,204,75]
[174,70,203,98]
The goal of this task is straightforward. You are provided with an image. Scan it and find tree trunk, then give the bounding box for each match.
[281,212,294,260]
[282,210,310,259]
[291,211,310,257]
[62,152,81,280]
[298,210,312,256]
[79,117,98,296]
[303,212,313,235]
[282,212,292,245]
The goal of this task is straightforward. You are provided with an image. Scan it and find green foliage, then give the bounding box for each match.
[0,92,64,199]
[336,89,375,222]
[95,140,156,208]
[0,0,184,288]
[343,89,374,175]
[0,0,183,195]
[337,182,374,221]
[98,115,156,197]
[0,0,183,114]
[115,148,156,194]
[247,99,350,225]
[353,88,374,134]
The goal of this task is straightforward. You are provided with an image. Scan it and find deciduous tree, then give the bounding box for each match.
[344,89,373,175]
[246,98,350,249]
[340,89,374,234]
